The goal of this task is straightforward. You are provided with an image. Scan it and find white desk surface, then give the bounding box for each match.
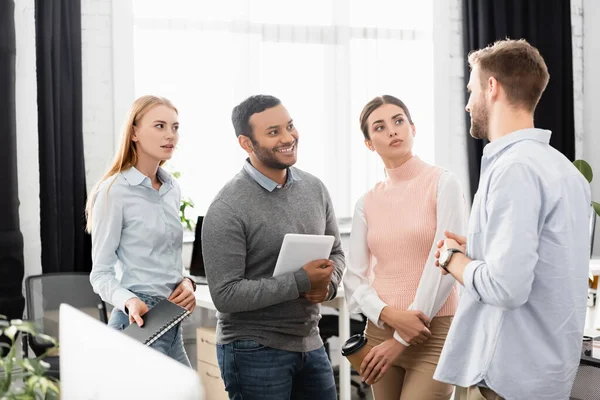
[590,258,600,276]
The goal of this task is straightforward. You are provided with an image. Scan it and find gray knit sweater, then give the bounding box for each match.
[201,167,346,352]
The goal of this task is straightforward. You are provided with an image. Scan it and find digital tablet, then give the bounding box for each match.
[272,234,335,276]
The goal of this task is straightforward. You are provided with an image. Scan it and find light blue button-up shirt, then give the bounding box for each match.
[89,167,185,312]
[434,129,591,400]
[242,158,301,191]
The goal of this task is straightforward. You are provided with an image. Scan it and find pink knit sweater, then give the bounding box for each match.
[364,156,458,317]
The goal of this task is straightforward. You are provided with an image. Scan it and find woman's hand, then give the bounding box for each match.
[125,297,149,326]
[360,338,406,385]
[169,278,196,312]
[380,307,431,345]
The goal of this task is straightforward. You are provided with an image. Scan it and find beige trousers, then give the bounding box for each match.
[454,386,504,400]
[364,316,454,400]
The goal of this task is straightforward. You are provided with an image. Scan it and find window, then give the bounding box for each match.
[132,0,433,219]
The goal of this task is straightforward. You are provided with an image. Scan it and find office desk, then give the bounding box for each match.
[590,258,600,277]
[195,285,352,400]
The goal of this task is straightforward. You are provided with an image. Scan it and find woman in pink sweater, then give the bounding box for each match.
[343,95,466,399]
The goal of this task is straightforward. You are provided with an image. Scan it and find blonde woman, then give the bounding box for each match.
[344,95,466,399]
[86,95,196,366]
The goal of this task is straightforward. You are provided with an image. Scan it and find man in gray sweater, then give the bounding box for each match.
[202,94,346,400]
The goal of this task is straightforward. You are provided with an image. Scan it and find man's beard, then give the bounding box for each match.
[469,99,489,140]
[252,139,298,170]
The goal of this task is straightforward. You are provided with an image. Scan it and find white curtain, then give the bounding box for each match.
[132,0,434,219]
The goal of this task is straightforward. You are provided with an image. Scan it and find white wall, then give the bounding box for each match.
[14,0,41,278]
[13,0,600,270]
[81,0,134,191]
[433,0,470,201]
[582,0,600,254]
[81,0,115,190]
[572,0,585,159]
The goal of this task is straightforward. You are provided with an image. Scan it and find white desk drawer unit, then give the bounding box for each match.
[196,327,228,400]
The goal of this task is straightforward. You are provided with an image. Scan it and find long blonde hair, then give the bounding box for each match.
[85,95,178,233]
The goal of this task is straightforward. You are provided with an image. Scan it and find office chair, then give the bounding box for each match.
[570,355,600,400]
[22,272,108,379]
[319,313,369,399]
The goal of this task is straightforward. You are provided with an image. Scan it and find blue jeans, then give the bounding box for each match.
[217,340,337,400]
[107,292,191,368]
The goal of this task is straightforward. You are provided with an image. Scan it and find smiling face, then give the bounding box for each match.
[131,104,179,162]
[244,104,299,169]
[364,103,415,163]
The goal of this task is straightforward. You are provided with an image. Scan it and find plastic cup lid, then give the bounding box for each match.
[341,333,367,356]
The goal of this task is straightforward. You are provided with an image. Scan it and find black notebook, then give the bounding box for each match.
[123,299,190,346]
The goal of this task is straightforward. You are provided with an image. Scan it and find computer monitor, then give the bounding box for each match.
[189,216,206,279]
[59,304,203,400]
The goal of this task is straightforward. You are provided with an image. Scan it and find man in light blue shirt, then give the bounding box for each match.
[434,39,591,399]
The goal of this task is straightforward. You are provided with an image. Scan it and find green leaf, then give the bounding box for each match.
[46,380,59,394]
[593,201,600,217]
[3,326,17,341]
[574,159,593,183]
[34,334,57,347]
[25,375,39,392]
[38,377,49,396]
[12,321,36,336]
[172,171,181,179]
[19,359,36,373]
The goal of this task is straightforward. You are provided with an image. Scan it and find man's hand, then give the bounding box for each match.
[302,259,334,290]
[435,231,467,274]
[125,297,149,326]
[380,307,431,345]
[437,230,466,251]
[360,338,406,385]
[169,278,196,313]
[304,285,330,304]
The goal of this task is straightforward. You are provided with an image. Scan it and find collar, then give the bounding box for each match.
[483,128,551,159]
[121,166,172,187]
[243,158,301,192]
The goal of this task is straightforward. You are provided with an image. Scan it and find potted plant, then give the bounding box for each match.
[573,159,600,216]
[171,171,196,231]
[0,315,59,400]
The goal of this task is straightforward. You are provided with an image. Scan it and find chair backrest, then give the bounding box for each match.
[570,356,600,400]
[24,272,107,355]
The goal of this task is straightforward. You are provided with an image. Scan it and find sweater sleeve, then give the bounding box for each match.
[202,199,310,314]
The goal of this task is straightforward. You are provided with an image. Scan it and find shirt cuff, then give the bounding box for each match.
[112,287,137,313]
[361,294,388,329]
[326,281,337,301]
[393,331,411,347]
[294,269,312,293]
[463,260,485,302]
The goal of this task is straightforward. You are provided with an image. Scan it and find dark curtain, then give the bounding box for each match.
[35,0,92,273]
[0,0,25,354]
[463,0,575,199]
